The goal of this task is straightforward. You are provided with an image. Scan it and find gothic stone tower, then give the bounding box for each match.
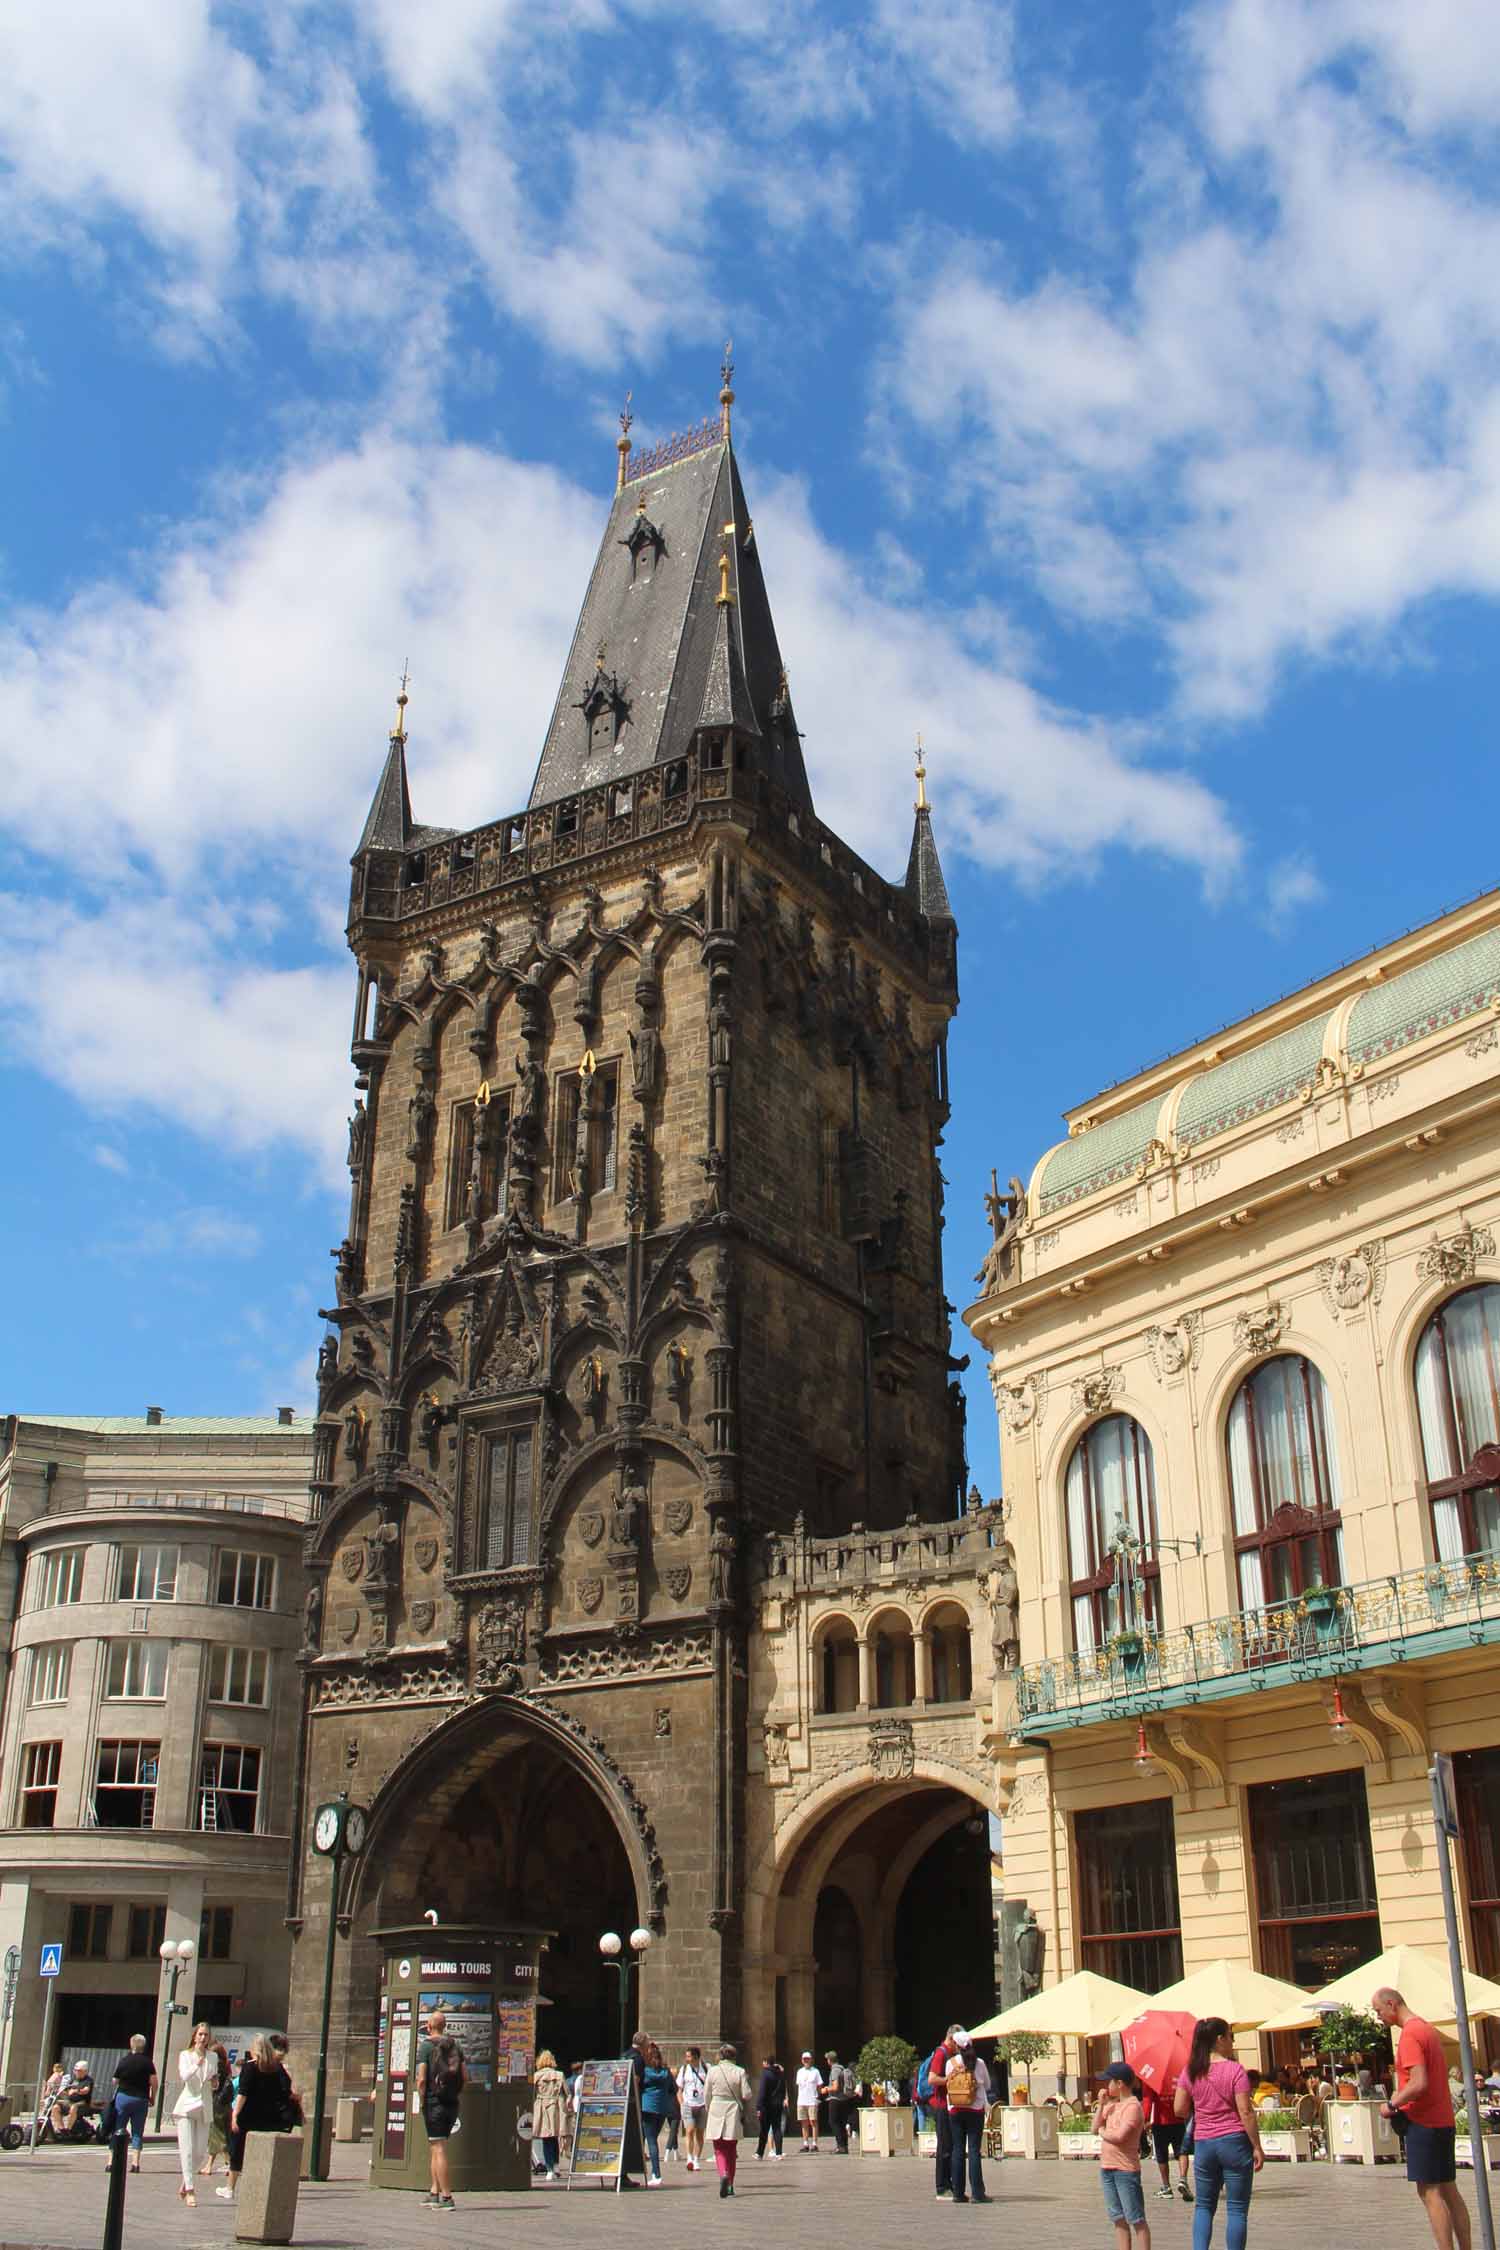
[291,390,961,2071]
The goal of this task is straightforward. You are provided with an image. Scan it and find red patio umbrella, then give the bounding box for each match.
[1119,2010,1196,2099]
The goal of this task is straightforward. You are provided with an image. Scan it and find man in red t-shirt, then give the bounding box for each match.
[1374,1986,1470,2250]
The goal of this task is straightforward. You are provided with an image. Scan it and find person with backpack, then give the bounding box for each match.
[639,2039,677,2185]
[943,2031,991,2204]
[755,2055,786,2159]
[926,2027,962,2199]
[415,2009,466,2211]
[823,2051,857,2153]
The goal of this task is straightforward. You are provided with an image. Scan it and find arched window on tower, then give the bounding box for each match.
[1226,1355,1344,1611]
[1065,1415,1159,1655]
[925,1602,972,1703]
[815,1620,859,1714]
[1415,1285,1500,1562]
[871,1614,915,1709]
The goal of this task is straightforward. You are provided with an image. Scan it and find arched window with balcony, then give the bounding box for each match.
[1414,1284,1500,1562]
[1065,1415,1160,1656]
[1226,1354,1344,1611]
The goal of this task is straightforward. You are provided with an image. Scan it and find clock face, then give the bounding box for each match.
[314,1805,341,1853]
[345,1806,368,1856]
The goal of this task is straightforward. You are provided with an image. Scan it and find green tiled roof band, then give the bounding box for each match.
[1175,1012,1332,1150]
[1347,926,1500,1066]
[1038,1095,1161,1213]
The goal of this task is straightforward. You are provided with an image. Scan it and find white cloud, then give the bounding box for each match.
[887,0,1500,721]
[92,1143,129,1175]
[874,0,1018,148]
[1264,850,1326,934]
[98,1206,266,1260]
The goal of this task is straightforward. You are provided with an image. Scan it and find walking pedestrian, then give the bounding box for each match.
[678,2045,709,2171]
[106,2036,156,2171]
[1374,1986,1472,2250]
[1173,2018,1263,2250]
[414,2008,466,2211]
[201,2043,234,2177]
[705,2042,754,2198]
[533,2049,566,2180]
[794,2050,824,2150]
[755,2056,785,2158]
[1094,2063,1150,2250]
[824,2051,857,2153]
[926,2027,960,2199]
[640,2039,677,2185]
[943,2030,991,2203]
[220,2032,294,2203]
[173,2022,218,2207]
[1146,2080,1186,2202]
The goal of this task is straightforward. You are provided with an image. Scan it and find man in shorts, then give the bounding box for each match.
[1375,1986,1471,2250]
[415,2010,464,2211]
[1146,2081,1188,2201]
[794,2052,824,2150]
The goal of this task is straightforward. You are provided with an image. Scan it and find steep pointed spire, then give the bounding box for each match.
[355,675,414,856]
[905,736,953,923]
[695,548,761,738]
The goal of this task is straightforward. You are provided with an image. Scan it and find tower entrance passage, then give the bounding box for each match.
[360,1707,641,2071]
[762,1781,997,2070]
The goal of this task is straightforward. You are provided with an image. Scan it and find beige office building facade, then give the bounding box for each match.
[0,1413,312,2098]
[968,890,1500,2058]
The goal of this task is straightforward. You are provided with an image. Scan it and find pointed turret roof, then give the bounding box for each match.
[904,747,953,923]
[527,432,811,812]
[356,727,413,856]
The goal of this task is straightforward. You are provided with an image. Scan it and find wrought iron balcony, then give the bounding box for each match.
[1014,1549,1500,1735]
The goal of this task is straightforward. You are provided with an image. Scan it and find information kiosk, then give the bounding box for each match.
[369,1922,551,2193]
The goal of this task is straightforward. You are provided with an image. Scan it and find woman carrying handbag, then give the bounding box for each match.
[173,2023,219,2207]
[705,2043,755,2199]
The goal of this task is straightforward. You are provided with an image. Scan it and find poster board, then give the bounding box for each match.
[418,1986,495,2089]
[384,1997,413,2160]
[567,2059,640,2190]
[496,1999,535,2082]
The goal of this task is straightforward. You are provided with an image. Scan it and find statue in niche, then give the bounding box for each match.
[303,1580,323,1650]
[986,1544,1021,1672]
[628,1024,660,1097]
[364,1512,400,1591]
[708,1523,736,1606]
[610,1477,644,1548]
[1015,1905,1045,1997]
[346,1099,368,1173]
[343,1406,367,1466]
[514,1051,546,1128]
[407,1079,436,1161]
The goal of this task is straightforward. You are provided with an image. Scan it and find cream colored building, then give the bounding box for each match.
[0,1412,312,2101]
[966,890,1500,2062]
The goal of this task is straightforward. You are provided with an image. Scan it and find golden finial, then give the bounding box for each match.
[476,1080,491,1111]
[617,391,634,491]
[392,662,410,743]
[579,1049,597,1080]
[719,340,735,440]
[717,551,733,607]
[914,733,928,811]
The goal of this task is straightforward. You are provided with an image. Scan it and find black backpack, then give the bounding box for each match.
[430,2040,464,2102]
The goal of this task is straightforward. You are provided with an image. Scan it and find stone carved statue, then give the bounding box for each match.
[406,1079,436,1161]
[346,1099,367,1173]
[317,1333,339,1393]
[976,1172,1026,1289]
[1015,1905,1045,1997]
[364,1514,400,1591]
[708,1523,736,1606]
[987,1545,1021,1671]
[610,1478,644,1548]
[514,1051,545,1128]
[303,1580,323,1649]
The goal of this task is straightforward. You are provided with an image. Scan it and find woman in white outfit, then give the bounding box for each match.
[173,2022,219,2206]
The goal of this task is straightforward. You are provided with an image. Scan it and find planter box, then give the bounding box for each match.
[1457,2137,1500,2170]
[1260,2129,1312,2163]
[1329,2100,1398,2164]
[1058,2132,1100,2159]
[1000,2106,1059,2161]
[856,2105,913,2157]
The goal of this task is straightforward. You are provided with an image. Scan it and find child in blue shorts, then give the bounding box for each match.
[1093,2062,1151,2250]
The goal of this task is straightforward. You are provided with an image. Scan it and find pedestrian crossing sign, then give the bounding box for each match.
[39,1943,62,1977]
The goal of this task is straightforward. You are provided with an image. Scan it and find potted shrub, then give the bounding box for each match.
[1314,2006,1383,2096]
[1058,2112,1099,2158]
[852,2038,919,2157]
[995,2032,1053,2104]
[1455,2111,1500,2170]
[1258,2106,1312,2162]
[1108,1630,1147,1679]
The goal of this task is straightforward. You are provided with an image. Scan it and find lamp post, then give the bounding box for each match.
[154,1939,196,2130]
[309,1794,368,2182]
[598,1928,652,2055]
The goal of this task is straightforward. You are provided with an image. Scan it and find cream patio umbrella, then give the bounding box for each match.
[1130,1961,1313,2031]
[1257,1944,1500,2032]
[971,1968,1152,2040]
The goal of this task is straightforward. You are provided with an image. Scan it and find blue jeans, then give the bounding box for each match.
[114,2094,149,2150]
[948,2108,984,2199]
[642,2111,665,2179]
[1192,2131,1254,2250]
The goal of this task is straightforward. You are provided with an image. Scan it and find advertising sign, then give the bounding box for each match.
[384,1997,413,2161]
[418,1987,495,2088]
[568,2059,639,2189]
[496,1999,535,2081]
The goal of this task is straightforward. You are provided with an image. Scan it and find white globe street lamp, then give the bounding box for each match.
[154,1938,196,2128]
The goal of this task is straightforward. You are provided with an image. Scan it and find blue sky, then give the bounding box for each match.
[3,0,1498,1499]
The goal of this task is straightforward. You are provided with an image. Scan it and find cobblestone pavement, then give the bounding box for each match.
[0,2138,1490,2250]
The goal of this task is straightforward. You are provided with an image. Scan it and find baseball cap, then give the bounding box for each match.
[1102,2063,1135,2083]
[801,2050,813,2060]
[951,2029,971,2046]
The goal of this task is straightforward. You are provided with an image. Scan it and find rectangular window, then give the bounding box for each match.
[445,1095,509,1230]
[207,1645,269,1705]
[68,1902,113,1960]
[590,1064,619,1193]
[199,1905,235,1960]
[104,1639,169,1700]
[1458,1747,1500,1980]
[480,1425,535,1569]
[21,1740,61,1828]
[27,1643,71,1706]
[117,1544,178,1602]
[1075,1799,1183,1993]
[552,1071,580,1201]
[552,1061,619,1200]
[198,1744,261,1834]
[1249,1771,1381,1984]
[819,1117,841,1233]
[27,1547,85,1611]
[216,1550,276,1609]
[127,1904,166,1958]
[94,1740,160,1828]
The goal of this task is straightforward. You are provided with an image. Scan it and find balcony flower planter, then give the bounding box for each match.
[1109,1632,1147,1679]
[1303,1587,1340,1617]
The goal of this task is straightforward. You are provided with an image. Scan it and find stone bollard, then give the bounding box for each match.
[299,2116,334,2179]
[334,2094,371,2142]
[235,2130,303,2244]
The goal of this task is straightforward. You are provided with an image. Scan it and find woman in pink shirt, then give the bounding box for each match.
[1172,2019,1263,2250]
